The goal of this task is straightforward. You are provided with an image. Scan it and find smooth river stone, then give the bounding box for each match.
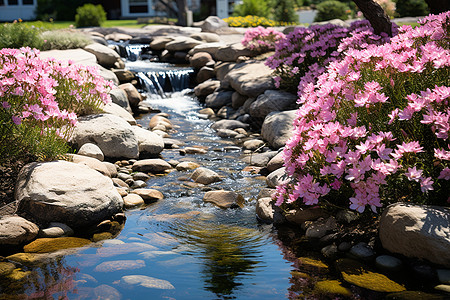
[94,259,145,272]
[121,275,175,289]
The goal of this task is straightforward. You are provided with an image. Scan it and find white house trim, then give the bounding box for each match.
[0,0,37,21]
[120,0,155,18]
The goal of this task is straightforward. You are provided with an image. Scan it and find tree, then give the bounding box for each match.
[175,0,188,26]
[352,0,393,36]
[273,0,298,23]
[423,0,450,14]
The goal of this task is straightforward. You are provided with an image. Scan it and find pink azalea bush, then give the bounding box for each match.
[274,12,450,212]
[241,26,285,53]
[265,20,396,93]
[0,47,113,161]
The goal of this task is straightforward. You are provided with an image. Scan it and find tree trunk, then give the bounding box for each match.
[424,0,450,14]
[176,0,188,26]
[352,0,393,37]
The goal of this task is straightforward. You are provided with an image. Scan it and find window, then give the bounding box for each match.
[0,0,4,6]
[129,0,148,13]
[9,0,19,5]
[23,0,34,4]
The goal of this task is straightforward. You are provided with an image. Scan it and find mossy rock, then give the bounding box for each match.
[290,271,312,280]
[386,291,446,300]
[23,237,91,253]
[336,258,406,293]
[6,253,48,265]
[298,257,329,273]
[92,232,114,242]
[0,262,15,277]
[7,268,31,281]
[314,280,352,297]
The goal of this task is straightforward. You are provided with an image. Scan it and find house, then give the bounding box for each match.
[0,0,37,22]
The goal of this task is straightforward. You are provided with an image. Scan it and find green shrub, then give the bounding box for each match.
[0,22,44,49]
[395,0,429,17]
[273,0,298,23]
[314,0,350,22]
[75,4,107,28]
[40,30,92,50]
[233,0,271,18]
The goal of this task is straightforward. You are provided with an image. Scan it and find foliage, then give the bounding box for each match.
[40,30,92,50]
[395,0,429,18]
[314,0,351,22]
[75,4,107,28]
[232,0,271,18]
[0,47,113,162]
[241,26,285,53]
[374,0,396,18]
[265,20,394,93]
[273,0,298,23]
[36,0,87,21]
[224,15,296,27]
[274,12,450,213]
[0,21,44,49]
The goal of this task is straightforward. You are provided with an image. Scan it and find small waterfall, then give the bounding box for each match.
[136,69,194,98]
[126,45,150,61]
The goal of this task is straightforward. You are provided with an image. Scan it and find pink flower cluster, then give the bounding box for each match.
[0,47,113,139]
[241,26,285,53]
[275,12,450,212]
[265,20,396,94]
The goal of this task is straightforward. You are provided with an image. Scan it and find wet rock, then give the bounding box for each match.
[119,83,142,107]
[190,32,220,42]
[190,167,221,185]
[349,242,375,261]
[336,258,406,292]
[23,237,91,253]
[203,190,245,209]
[314,280,351,297]
[285,207,329,226]
[336,209,359,224]
[182,147,208,155]
[112,178,129,188]
[261,110,297,149]
[437,269,450,284]
[298,257,329,273]
[165,36,203,52]
[243,139,265,151]
[38,222,74,238]
[249,90,298,119]
[123,194,145,208]
[189,42,226,59]
[379,203,450,268]
[0,262,15,276]
[190,52,214,69]
[131,189,164,203]
[224,61,274,97]
[149,115,173,131]
[71,114,139,159]
[266,167,289,188]
[68,154,110,177]
[78,143,104,161]
[305,217,337,239]
[243,150,278,168]
[375,255,403,273]
[94,259,145,272]
[212,119,250,131]
[16,161,123,228]
[120,275,175,289]
[113,69,135,83]
[267,151,284,172]
[109,88,132,113]
[132,159,172,173]
[205,90,233,109]
[131,126,164,156]
[0,216,39,245]
[321,244,338,260]
[84,43,122,68]
[105,32,132,42]
[386,291,446,300]
[215,43,255,62]
[102,102,137,125]
[256,197,274,223]
[217,129,239,138]
[150,36,175,50]
[164,138,184,149]
[194,80,220,97]
[176,161,200,171]
[132,172,150,181]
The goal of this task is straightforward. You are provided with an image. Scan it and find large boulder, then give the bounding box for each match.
[200,16,229,33]
[109,88,132,113]
[205,90,233,109]
[189,42,226,60]
[379,203,450,268]
[0,216,39,245]
[102,102,137,125]
[203,190,244,209]
[119,83,143,107]
[84,43,123,69]
[165,37,204,52]
[68,153,110,176]
[211,119,249,131]
[131,126,164,156]
[224,61,275,97]
[150,36,175,51]
[215,43,255,62]
[190,167,221,185]
[215,62,237,81]
[190,52,214,69]
[190,32,220,43]
[70,114,139,159]
[194,80,220,97]
[15,161,123,228]
[132,159,172,173]
[249,90,298,119]
[261,110,297,149]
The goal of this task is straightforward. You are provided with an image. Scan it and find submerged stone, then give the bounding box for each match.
[386,291,447,300]
[94,260,145,272]
[0,262,15,277]
[314,280,352,297]
[297,257,329,273]
[23,237,91,253]
[120,275,175,289]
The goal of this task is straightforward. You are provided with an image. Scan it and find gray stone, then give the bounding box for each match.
[224,61,274,97]
[375,255,403,273]
[190,167,221,185]
[249,90,298,119]
[150,36,175,51]
[0,216,39,245]
[16,161,123,228]
[119,83,142,107]
[205,91,233,109]
[71,114,139,159]
[256,197,274,223]
[232,92,248,109]
[267,151,284,172]
[266,167,290,188]
[200,16,229,33]
[203,190,244,209]
[194,80,220,97]
[349,242,375,261]
[131,180,147,189]
[39,222,74,238]
[217,129,239,138]
[165,36,203,52]
[215,43,255,62]
[132,159,172,174]
[379,203,450,268]
[196,66,215,83]
[84,43,122,68]
[189,42,226,59]
[190,52,214,69]
[78,143,104,161]
[120,275,174,289]
[68,154,110,177]
[211,119,249,131]
[190,32,220,42]
[336,209,359,224]
[243,139,265,151]
[215,62,237,81]
[95,259,145,272]
[132,172,150,181]
[103,102,137,125]
[243,151,278,168]
[123,194,145,208]
[131,126,164,156]
[261,110,297,149]
[103,161,118,178]
[321,244,338,259]
[305,217,337,239]
[109,88,132,113]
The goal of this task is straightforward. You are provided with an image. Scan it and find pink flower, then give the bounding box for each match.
[405,166,423,182]
[12,116,21,125]
[438,168,450,180]
[420,177,434,193]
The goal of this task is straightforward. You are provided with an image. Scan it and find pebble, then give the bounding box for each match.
[375,255,403,273]
[132,172,150,181]
[348,242,375,261]
[131,180,147,189]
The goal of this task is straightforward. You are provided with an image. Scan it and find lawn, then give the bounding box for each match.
[7,19,175,30]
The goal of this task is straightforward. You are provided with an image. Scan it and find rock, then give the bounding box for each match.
[232,92,247,109]
[39,222,74,238]
[113,69,135,83]
[224,61,274,97]
[131,189,164,203]
[103,161,118,178]
[102,102,137,125]
[285,207,329,225]
[78,143,104,161]
[314,280,351,297]
[119,83,142,107]
[256,197,274,223]
[105,33,132,42]
[95,260,145,272]
[205,90,233,109]
[0,262,15,276]
[131,126,164,156]
[203,190,245,209]
[298,257,329,272]
[194,80,220,97]
[305,217,337,239]
[215,43,255,62]
[131,180,146,189]
[349,242,375,261]
[267,151,284,172]
[434,284,450,294]
[68,153,110,176]
[386,291,446,300]
[261,110,297,149]
[336,209,359,224]
[243,139,265,151]
[243,151,278,168]
[123,194,145,208]
[165,36,203,52]
[200,16,229,33]
[109,88,132,113]
[164,138,184,149]
[336,258,406,292]
[437,269,450,284]
[216,106,236,119]
[211,119,249,131]
[132,172,150,181]
[249,90,298,119]
[0,216,39,245]
[196,66,215,83]
[321,244,339,260]
[215,62,237,81]
[150,36,175,50]
[120,275,174,289]
[23,237,91,253]
[338,242,352,252]
[132,159,172,173]
[379,203,450,268]
[70,114,139,159]
[112,178,129,188]
[190,32,220,42]
[84,43,122,68]
[217,129,239,138]
[16,161,123,228]
[189,42,226,59]
[190,167,221,185]
[182,147,208,154]
[149,115,173,131]
[176,161,200,171]
[375,255,403,273]
[190,52,214,69]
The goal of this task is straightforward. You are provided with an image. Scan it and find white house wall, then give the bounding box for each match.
[0,0,37,21]
[121,0,155,18]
